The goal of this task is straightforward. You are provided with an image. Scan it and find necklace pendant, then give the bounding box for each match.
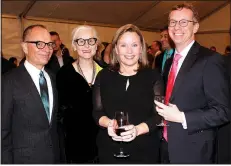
[89,83,92,87]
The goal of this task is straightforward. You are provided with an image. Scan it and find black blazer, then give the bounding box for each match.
[1,64,63,164]
[162,42,230,163]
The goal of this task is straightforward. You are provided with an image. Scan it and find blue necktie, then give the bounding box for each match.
[39,71,50,121]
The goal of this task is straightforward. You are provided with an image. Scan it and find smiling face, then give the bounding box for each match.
[168,8,199,52]
[21,27,53,70]
[115,32,142,69]
[160,30,171,50]
[73,28,97,60]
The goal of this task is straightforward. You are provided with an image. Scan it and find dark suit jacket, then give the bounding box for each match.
[216,53,231,164]
[162,42,230,163]
[45,48,74,75]
[1,64,63,164]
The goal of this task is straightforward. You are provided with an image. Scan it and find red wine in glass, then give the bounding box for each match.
[116,128,126,136]
[114,111,130,158]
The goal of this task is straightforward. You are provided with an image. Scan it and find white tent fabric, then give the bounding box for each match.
[196,3,230,54]
[1,1,230,62]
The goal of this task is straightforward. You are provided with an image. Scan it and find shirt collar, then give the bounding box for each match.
[175,40,195,58]
[24,60,45,76]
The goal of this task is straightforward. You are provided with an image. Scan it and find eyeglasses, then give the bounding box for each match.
[25,41,56,50]
[168,19,197,27]
[74,38,97,46]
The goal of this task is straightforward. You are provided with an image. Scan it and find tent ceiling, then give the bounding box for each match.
[2,0,230,32]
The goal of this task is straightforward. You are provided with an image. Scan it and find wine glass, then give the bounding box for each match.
[113,111,130,158]
[154,95,169,127]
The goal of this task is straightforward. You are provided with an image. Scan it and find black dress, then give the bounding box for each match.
[56,64,98,163]
[92,67,164,164]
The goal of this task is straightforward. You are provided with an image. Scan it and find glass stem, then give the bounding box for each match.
[119,141,123,154]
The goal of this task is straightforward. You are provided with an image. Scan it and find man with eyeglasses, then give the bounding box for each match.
[1,24,64,164]
[45,31,74,75]
[155,3,230,164]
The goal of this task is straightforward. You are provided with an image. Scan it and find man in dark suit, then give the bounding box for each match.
[45,31,74,75]
[1,24,64,164]
[155,3,230,163]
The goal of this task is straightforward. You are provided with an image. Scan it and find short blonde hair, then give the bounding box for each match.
[110,24,148,71]
[71,25,100,51]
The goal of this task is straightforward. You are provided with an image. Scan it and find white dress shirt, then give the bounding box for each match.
[24,60,53,120]
[173,40,195,129]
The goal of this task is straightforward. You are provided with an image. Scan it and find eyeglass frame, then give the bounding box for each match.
[168,19,198,27]
[74,38,97,46]
[25,41,56,50]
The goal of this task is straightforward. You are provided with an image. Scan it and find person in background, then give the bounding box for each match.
[152,41,162,57]
[210,46,217,52]
[147,45,154,68]
[155,26,175,74]
[1,24,64,164]
[94,42,109,68]
[102,43,112,65]
[224,45,230,55]
[151,40,162,69]
[147,45,153,55]
[155,3,230,163]
[8,57,18,67]
[92,24,163,164]
[56,25,102,163]
[1,52,15,75]
[46,31,74,75]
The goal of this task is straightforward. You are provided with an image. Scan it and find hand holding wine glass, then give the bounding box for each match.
[113,111,130,158]
[120,124,138,142]
[107,119,123,141]
[154,95,169,127]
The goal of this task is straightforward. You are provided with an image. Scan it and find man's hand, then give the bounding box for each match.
[154,100,184,123]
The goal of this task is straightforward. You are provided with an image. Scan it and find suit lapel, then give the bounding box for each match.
[170,42,201,101]
[20,65,50,126]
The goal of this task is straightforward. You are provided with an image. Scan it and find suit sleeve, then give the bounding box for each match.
[1,75,14,163]
[185,54,230,134]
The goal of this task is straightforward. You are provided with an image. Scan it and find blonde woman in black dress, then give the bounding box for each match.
[92,24,164,163]
[56,25,102,163]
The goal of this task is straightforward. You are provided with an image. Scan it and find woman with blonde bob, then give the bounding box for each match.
[92,24,164,163]
[56,25,102,163]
